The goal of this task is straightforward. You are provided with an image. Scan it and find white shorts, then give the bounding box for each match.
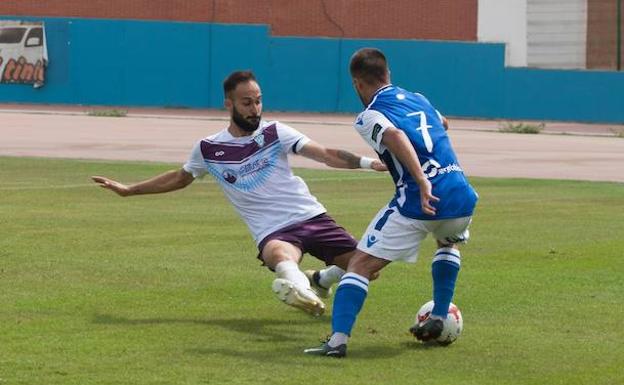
[357,204,472,263]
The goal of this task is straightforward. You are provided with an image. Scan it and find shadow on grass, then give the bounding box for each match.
[400,340,454,350]
[93,313,322,342]
[188,344,404,363]
[93,313,406,362]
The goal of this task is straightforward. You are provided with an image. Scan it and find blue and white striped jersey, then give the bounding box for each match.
[354,85,478,220]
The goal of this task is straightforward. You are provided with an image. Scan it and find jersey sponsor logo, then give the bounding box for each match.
[366,234,380,248]
[355,116,364,126]
[220,158,271,185]
[222,169,237,184]
[422,159,442,178]
[239,158,270,177]
[206,143,281,191]
[422,160,463,179]
[372,123,382,142]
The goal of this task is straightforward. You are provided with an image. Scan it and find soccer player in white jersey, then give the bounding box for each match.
[92,70,386,317]
[305,48,478,357]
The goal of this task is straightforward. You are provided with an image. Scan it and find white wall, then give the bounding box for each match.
[526,0,587,69]
[478,0,528,67]
[478,0,588,69]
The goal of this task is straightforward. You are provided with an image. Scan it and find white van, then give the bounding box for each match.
[0,21,48,87]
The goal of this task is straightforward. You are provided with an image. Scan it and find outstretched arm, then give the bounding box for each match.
[91,168,195,197]
[297,141,387,171]
[380,127,439,215]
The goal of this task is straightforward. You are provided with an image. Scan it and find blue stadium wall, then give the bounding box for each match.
[1,16,623,123]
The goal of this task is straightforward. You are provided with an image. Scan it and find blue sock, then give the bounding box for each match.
[431,248,461,318]
[331,272,369,336]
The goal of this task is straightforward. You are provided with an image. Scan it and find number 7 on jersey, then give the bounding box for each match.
[406,111,433,153]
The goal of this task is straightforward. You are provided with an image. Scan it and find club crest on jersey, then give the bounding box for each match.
[253,134,265,148]
[366,233,380,248]
[222,169,238,184]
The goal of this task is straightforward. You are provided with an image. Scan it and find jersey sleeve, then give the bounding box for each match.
[182,140,208,178]
[353,109,394,153]
[274,121,311,154]
[435,109,446,124]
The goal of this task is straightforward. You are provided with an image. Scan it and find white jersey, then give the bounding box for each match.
[183,121,326,244]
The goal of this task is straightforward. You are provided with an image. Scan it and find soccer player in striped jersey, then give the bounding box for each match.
[305,48,478,357]
[92,70,386,318]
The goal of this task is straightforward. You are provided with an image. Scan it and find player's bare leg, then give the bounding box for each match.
[262,240,325,316]
[305,249,381,299]
[304,250,351,298]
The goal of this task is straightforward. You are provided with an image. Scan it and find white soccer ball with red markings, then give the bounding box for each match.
[415,300,463,345]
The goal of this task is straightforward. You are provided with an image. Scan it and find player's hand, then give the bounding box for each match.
[371,159,388,171]
[371,159,388,172]
[419,179,439,216]
[91,176,132,197]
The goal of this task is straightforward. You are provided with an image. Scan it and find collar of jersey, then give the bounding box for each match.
[222,121,267,142]
[366,84,394,110]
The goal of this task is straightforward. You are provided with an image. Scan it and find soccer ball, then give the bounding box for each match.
[415,300,463,345]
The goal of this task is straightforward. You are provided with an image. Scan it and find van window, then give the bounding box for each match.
[0,27,26,44]
[25,27,43,47]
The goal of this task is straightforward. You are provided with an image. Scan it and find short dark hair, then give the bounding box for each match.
[349,48,389,85]
[223,70,257,98]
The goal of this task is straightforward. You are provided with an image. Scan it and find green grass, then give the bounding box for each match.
[87,109,128,117]
[498,121,544,134]
[609,127,624,138]
[1,156,622,385]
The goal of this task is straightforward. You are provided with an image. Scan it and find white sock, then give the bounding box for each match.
[318,265,345,288]
[275,260,311,290]
[328,332,349,347]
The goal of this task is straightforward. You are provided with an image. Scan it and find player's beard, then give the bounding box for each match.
[232,105,261,133]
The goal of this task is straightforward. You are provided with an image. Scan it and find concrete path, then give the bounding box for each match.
[1,105,622,182]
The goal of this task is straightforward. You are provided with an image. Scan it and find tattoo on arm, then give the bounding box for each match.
[337,150,361,168]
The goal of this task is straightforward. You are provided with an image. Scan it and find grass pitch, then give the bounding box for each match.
[1,156,622,385]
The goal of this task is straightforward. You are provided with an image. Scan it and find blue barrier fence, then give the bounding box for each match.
[1,16,623,123]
